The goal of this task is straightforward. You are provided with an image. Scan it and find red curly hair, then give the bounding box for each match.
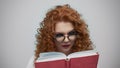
[35,4,93,60]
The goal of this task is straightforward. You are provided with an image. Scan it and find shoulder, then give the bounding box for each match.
[26,55,35,68]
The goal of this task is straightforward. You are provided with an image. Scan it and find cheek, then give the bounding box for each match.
[54,40,61,46]
[71,39,76,45]
[71,41,75,45]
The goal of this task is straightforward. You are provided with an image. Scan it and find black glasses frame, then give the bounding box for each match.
[54,30,78,42]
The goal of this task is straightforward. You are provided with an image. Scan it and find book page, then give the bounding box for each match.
[36,49,98,62]
[67,49,98,59]
[36,52,66,62]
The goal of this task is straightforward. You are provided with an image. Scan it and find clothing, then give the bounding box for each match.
[26,55,35,68]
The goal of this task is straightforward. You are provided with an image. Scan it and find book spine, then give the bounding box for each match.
[65,58,70,68]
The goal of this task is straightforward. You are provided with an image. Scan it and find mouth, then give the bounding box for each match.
[62,44,70,48]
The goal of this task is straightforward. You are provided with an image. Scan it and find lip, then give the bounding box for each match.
[62,44,70,48]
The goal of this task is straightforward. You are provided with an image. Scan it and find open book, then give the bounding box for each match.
[35,50,99,68]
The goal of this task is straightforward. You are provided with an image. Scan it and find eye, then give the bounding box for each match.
[68,31,77,36]
[55,33,64,38]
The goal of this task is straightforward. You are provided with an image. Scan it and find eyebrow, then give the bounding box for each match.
[55,29,75,34]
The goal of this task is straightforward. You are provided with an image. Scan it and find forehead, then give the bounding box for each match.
[55,21,74,33]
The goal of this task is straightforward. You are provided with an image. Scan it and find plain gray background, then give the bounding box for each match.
[0,0,120,68]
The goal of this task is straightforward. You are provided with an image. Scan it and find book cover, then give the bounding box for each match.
[35,50,99,68]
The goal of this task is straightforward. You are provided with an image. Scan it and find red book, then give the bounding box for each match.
[35,50,99,68]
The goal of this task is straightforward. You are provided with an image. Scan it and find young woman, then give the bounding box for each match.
[26,4,93,68]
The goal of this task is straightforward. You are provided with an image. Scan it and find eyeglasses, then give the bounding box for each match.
[54,30,78,42]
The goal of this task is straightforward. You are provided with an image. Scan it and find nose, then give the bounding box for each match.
[64,35,69,42]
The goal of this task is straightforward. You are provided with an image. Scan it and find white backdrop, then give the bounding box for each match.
[0,0,120,68]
